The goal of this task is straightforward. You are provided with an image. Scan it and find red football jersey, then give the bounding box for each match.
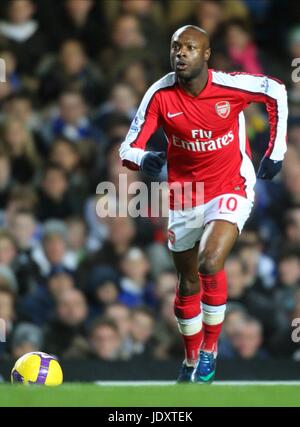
[119,69,288,209]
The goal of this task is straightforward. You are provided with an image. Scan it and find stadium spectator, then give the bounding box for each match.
[56,0,108,58]
[0,284,16,357]
[230,318,269,360]
[8,209,41,295]
[0,265,17,293]
[10,322,43,359]
[236,228,276,291]
[173,0,223,41]
[284,207,300,246]
[0,117,41,184]
[104,302,133,359]
[93,82,138,133]
[2,92,37,130]
[274,249,300,314]
[88,317,122,361]
[3,186,38,230]
[38,39,105,106]
[288,120,300,153]
[119,0,165,40]
[223,19,263,74]
[49,139,90,206]
[40,90,105,147]
[129,307,156,358]
[66,217,88,264]
[225,256,249,300]
[0,151,12,208]
[100,114,131,144]
[154,270,177,302]
[218,303,248,359]
[87,265,121,317]
[154,292,183,360]
[77,215,137,287]
[0,0,46,76]
[1,92,47,156]
[31,220,77,279]
[44,288,89,358]
[0,49,21,100]
[282,158,300,209]
[98,14,159,81]
[36,163,80,221]
[146,232,173,279]
[19,270,75,325]
[119,247,154,308]
[50,138,80,174]
[0,229,18,267]
[9,209,37,251]
[225,254,284,351]
[117,59,160,98]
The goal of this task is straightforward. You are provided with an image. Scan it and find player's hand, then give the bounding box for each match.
[257,156,282,180]
[140,151,166,177]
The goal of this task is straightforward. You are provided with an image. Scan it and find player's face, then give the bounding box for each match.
[170,30,210,80]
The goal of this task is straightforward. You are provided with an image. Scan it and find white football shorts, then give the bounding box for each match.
[168,193,254,252]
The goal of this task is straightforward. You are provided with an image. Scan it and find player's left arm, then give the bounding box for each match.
[240,74,288,180]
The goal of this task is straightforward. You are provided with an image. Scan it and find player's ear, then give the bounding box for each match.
[205,48,211,62]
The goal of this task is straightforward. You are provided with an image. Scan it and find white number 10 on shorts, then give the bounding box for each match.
[168,194,254,252]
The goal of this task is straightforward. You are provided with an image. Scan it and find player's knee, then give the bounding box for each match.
[178,274,199,296]
[199,250,222,274]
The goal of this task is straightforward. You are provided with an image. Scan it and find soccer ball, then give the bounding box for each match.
[11,352,63,386]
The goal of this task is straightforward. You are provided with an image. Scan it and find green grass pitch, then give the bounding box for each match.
[1,383,300,407]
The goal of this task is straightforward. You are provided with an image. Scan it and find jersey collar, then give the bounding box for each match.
[176,69,212,99]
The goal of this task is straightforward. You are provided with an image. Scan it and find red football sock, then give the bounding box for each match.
[174,288,202,365]
[201,323,222,353]
[199,270,227,353]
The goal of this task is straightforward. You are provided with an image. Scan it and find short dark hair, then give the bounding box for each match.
[3,90,35,106]
[224,18,253,36]
[42,162,68,179]
[52,137,79,153]
[59,89,88,106]
[89,317,120,336]
[278,246,300,263]
[226,255,248,274]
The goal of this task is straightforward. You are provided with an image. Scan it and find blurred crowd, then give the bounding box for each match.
[0,0,299,366]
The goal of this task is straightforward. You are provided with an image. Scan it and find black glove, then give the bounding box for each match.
[257,156,282,180]
[140,151,166,177]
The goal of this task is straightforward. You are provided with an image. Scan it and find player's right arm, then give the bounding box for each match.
[119,87,162,170]
[120,71,179,177]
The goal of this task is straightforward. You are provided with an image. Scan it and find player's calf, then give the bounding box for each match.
[174,278,203,383]
[174,288,203,368]
[199,270,227,353]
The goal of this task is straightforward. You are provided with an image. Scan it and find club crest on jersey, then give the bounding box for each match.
[215,101,230,118]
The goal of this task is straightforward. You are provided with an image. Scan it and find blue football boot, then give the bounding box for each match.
[177,362,195,383]
[192,351,216,384]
